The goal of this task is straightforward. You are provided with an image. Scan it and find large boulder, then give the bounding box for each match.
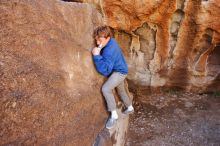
[0,0,107,145]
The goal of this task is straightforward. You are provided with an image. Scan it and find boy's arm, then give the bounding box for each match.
[93,46,117,76]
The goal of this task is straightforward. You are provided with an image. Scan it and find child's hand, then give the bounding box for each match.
[92,47,101,55]
[92,44,102,56]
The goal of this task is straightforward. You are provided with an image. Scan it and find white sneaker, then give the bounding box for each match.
[105,117,118,129]
[123,105,134,115]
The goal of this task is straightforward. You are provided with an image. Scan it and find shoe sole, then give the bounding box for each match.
[122,110,134,115]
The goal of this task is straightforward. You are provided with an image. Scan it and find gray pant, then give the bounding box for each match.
[102,72,132,111]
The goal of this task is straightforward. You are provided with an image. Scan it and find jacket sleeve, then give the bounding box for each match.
[93,46,118,76]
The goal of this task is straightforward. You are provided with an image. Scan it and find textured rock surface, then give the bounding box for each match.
[94,109,129,146]
[83,0,220,92]
[0,0,107,145]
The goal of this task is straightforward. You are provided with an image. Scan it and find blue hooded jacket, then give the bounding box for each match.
[93,38,128,77]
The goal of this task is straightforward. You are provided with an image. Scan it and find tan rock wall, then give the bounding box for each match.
[84,0,220,91]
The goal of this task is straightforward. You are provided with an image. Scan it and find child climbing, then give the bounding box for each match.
[92,25,134,129]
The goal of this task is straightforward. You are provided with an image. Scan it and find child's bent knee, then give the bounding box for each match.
[101,85,111,94]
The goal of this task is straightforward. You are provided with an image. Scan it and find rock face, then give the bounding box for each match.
[0,0,107,145]
[83,0,220,92]
[94,109,129,146]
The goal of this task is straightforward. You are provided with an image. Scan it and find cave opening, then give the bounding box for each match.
[206,42,220,91]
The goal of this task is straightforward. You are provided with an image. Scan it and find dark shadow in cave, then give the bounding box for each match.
[206,42,220,91]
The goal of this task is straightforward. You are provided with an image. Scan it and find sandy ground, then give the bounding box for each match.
[125,90,220,146]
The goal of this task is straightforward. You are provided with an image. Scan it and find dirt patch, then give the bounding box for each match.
[126,91,220,146]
